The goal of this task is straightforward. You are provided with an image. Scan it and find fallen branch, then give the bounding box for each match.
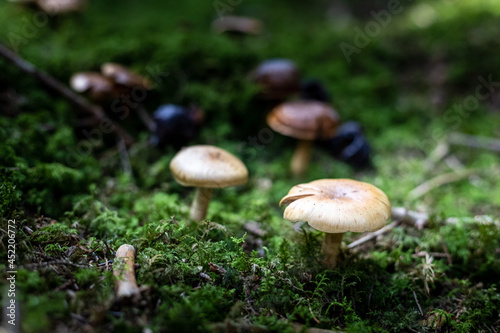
[448,132,500,153]
[113,244,140,300]
[347,220,400,249]
[408,169,478,201]
[0,43,134,145]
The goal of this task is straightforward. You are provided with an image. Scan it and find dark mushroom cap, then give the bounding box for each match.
[151,104,204,150]
[266,100,340,140]
[251,59,300,100]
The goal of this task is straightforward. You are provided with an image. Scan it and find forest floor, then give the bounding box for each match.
[1,0,500,332]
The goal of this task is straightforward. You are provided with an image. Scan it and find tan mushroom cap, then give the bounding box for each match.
[69,72,119,101]
[280,179,391,233]
[266,101,340,141]
[170,145,248,188]
[37,0,86,14]
[101,63,152,89]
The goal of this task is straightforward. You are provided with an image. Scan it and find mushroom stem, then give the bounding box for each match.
[291,140,312,176]
[113,244,140,300]
[190,187,214,221]
[321,233,344,269]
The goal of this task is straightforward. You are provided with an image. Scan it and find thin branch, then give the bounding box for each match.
[117,138,133,176]
[413,291,424,317]
[448,132,500,153]
[408,169,478,200]
[347,220,400,249]
[0,43,134,145]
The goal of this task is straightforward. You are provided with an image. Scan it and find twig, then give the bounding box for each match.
[347,220,400,249]
[448,132,500,153]
[413,291,424,317]
[136,104,156,133]
[307,300,320,324]
[0,43,134,145]
[391,207,431,230]
[408,169,478,200]
[424,140,449,171]
[23,260,89,269]
[117,137,133,176]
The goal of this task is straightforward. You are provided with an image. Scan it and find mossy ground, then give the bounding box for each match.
[1,0,500,332]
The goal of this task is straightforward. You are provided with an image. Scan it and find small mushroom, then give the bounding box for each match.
[69,72,120,102]
[101,63,153,90]
[170,145,248,221]
[251,59,300,100]
[113,244,140,300]
[280,179,391,269]
[319,121,372,170]
[37,0,86,14]
[266,101,340,176]
[212,16,263,35]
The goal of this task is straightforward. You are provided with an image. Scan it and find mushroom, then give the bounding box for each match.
[251,59,300,100]
[113,244,140,300]
[266,100,340,176]
[212,16,263,35]
[69,72,120,102]
[37,0,86,14]
[151,104,204,150]
[101,63,153,90]
[170,145,248,221]
[101,63,155,131]
[280,179,391,269]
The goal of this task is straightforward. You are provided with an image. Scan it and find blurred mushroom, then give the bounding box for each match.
[113,244,140,300]
[69,72,120,102]
[170,145,248,221]
[101,63,153,90]
[319,121,372,170]
[37,0,86,14]
[266,101,340,176]
[251,59,300,100]
[101,63,155,131]
[280,179,391,268]
[151,104,204,150]
[212,16,263,35]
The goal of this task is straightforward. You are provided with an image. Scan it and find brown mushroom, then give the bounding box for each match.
[170,145,248,221]
[101,63,152,90]
[267,101,340,176]
[251,59,300,100]
[37,0,86,14]
[69,72,120,102]
[280,179,391,269]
